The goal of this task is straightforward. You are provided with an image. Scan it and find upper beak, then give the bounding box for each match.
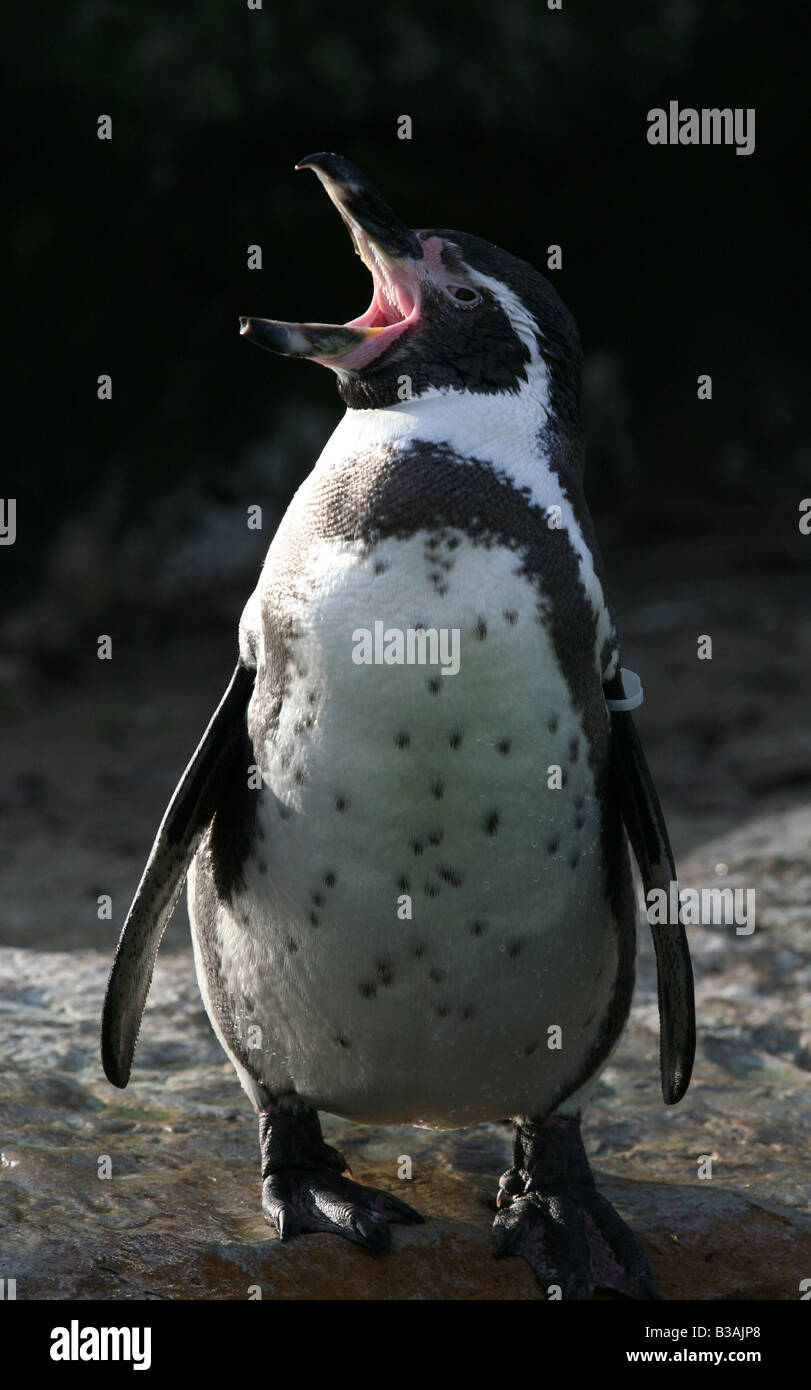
[294,152,422,262]
[240,153,423,370]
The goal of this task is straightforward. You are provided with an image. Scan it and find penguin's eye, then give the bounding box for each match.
[446,284,480,308]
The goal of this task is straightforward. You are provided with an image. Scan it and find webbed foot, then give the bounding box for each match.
[259,1104,423,1252]
[494,1115,659,1300]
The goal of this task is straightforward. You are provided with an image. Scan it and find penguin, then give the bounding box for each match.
[101,153,695,1300]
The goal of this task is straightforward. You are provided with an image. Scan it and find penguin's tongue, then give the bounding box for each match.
[240,152,423,371]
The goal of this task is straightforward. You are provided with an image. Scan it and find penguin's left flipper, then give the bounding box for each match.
[101,662,254,1089]
[605,673,696,1105]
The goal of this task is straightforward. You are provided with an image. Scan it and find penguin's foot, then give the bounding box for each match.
[493,1114,659,1300]
[259,1103,423,1252]
[263,1169,424,1251]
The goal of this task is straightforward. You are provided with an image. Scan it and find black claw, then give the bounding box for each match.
[351,1213,392,1252]
[379,1194,425,1224]
[275,1205,299,1242]
[497,1166,527,1207]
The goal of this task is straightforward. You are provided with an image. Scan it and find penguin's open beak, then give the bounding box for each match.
[240,153,423,372]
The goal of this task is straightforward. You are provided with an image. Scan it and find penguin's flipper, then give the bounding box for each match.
[605,675,696,1105]
[101,661,254,1089]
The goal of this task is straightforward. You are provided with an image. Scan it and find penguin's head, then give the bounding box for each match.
[240,153,581,429]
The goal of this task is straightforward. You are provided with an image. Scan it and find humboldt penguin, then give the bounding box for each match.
[102,153,695,1299]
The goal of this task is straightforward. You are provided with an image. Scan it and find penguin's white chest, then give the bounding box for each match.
[190,525,623,1127]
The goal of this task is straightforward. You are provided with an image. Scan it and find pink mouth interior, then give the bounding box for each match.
[310,214,424,370]
[342,232,421,334]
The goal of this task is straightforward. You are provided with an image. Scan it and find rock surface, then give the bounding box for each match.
[2,806,809,1300]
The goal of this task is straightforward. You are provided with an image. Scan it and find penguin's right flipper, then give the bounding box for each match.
[606,674,696,1106]
[101,661,254,1089]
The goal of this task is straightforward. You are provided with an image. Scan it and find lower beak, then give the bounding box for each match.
[239,317,383,362]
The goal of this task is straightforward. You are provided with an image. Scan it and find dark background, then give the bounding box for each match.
[2,0,810,951]
[5,1,810,610]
